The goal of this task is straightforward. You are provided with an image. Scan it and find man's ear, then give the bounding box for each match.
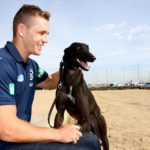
[17,23,24,37]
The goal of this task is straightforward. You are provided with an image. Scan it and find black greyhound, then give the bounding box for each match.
[48,42,109,150]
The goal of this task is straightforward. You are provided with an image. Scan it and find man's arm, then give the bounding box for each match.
[0,105,82,144]
[36,71,59,90]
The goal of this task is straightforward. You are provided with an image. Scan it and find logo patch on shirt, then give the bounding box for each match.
[17,74,24,82]
[9,83,15,95]
[29,83,33,87]
[29,69,34,87]
[37,67,44,78]
[29,69,34,81]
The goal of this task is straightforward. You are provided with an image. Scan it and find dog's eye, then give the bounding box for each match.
[76,47,80,50]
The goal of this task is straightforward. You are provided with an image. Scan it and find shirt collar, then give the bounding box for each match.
[5,41,30,66]
[5,41,24,62]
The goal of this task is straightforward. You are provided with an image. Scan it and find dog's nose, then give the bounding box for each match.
[93,56,96,60]
[91,56,96,62]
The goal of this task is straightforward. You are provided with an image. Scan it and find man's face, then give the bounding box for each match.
[23,16,49,56]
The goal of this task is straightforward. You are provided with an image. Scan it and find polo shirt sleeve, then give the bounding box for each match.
[36,67,48,84]
[31,60,48,84]
[0,60,16,105]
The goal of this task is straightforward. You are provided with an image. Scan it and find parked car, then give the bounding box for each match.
[141,82,150,88]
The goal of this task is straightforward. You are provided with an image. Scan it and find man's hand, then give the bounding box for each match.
[58,124,82,144]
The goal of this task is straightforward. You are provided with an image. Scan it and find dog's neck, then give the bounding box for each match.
[58,61,83,89]
[58,61,84,104]
[64,63,78,70]
[66,68,81,75]
[59,67,82,89]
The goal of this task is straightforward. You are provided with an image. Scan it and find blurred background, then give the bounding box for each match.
[0,0,150,87]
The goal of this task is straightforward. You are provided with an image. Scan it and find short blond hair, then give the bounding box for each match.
[13,4,51,38]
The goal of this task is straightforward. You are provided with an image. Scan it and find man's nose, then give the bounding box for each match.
[43,34,48,43]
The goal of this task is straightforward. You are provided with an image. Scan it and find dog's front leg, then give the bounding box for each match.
[54,93,68,128]
[54,109,65,128]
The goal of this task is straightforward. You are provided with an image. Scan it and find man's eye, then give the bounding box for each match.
[40,32,45,35]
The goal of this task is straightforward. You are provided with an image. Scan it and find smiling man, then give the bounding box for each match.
[0,4,100,150]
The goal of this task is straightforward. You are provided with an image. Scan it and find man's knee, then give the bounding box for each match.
[78,132,101,150]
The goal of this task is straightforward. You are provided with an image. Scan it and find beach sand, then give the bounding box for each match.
[31,89,150,150]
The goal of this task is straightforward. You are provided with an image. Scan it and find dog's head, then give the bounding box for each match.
[63,42,96,71]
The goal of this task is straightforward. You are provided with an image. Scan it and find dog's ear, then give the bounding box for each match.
[63,47,71,61]
[64,47,70,53]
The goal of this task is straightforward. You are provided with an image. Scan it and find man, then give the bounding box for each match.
[0,4,101,150]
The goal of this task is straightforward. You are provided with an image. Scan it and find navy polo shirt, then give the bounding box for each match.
[0,41,48,149]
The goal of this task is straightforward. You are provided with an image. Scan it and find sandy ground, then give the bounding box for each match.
[31,89,150,150]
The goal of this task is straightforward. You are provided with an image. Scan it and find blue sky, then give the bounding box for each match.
[0,0,150,84]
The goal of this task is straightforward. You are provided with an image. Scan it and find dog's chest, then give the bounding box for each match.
[67,86,75,103]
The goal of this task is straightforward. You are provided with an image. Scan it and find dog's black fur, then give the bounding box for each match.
[48,42,109,150]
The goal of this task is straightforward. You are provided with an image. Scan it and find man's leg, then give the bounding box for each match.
[9,132,101,150]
